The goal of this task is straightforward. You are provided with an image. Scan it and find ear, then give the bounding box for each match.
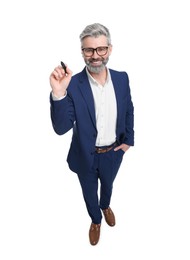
[81,49,85,58]
[108,44,113,55]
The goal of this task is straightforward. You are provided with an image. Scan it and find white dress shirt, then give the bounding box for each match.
[86,68,117,147]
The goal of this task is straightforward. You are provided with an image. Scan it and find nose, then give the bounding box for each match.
[91,49,99,58]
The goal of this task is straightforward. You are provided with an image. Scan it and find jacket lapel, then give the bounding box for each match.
[78,69,96,129]
[109,70,123,128]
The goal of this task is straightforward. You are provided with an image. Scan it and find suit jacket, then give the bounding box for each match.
[50,67,134,174]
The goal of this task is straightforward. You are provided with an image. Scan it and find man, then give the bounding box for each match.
[49,23,134,245]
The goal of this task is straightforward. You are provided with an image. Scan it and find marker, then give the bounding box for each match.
[61,61,67,73]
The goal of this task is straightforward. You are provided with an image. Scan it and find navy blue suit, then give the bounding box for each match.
[50,67,134,223]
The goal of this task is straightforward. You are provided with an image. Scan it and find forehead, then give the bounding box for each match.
[82,35,108,47]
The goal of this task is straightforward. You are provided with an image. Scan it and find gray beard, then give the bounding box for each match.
[85,58,109,74]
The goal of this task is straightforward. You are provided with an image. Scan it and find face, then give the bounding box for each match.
[81,35,112,74]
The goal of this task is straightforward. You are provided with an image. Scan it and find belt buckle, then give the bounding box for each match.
[96,147,105,153]
[96,141,117,154]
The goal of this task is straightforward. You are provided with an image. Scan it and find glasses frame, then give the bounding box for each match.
[82,46,109,57]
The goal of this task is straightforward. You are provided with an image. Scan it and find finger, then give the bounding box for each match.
[54,67,65,78]
[51,70,62,80]
[65,66,72,75]
[57,65,73,78]
[114,145,122,151]
[61,65,73,76]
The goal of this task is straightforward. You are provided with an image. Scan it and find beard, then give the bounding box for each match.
[85,57,109,74]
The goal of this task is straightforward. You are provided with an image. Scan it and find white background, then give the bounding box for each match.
[0,0,190,259]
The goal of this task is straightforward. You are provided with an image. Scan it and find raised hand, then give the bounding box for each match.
[50,64,72,98]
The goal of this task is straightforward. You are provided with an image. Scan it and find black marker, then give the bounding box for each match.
[61,61,67,74]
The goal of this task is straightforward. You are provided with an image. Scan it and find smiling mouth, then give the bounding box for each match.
[90,60,102,66]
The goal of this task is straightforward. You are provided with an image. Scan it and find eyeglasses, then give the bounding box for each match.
[82,46,109,57]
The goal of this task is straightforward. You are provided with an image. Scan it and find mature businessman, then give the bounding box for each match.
[49,23,134,245]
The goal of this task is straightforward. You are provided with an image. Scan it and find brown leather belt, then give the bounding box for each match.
[95,141,117,154]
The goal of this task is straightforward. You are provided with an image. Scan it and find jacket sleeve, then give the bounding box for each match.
[124,74,134,146]
[50,92,75,135]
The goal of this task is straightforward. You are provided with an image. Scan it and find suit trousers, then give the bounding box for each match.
[77,148,124,224]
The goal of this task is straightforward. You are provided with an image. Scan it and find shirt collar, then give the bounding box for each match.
[86,67,110,86]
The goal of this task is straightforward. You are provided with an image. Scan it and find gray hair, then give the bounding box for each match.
[79,23,111,45]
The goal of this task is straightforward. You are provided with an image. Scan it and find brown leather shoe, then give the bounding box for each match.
[89,223,101,245]
[102,207,115,226]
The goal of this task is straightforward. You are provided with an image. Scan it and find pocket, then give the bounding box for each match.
[111,148,124,176]
[118,149,125,155]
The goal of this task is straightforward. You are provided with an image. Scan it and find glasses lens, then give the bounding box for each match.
[83,48,94,57]
[96,47,108,56]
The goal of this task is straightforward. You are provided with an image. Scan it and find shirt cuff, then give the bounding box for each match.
[51,91,67,101]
